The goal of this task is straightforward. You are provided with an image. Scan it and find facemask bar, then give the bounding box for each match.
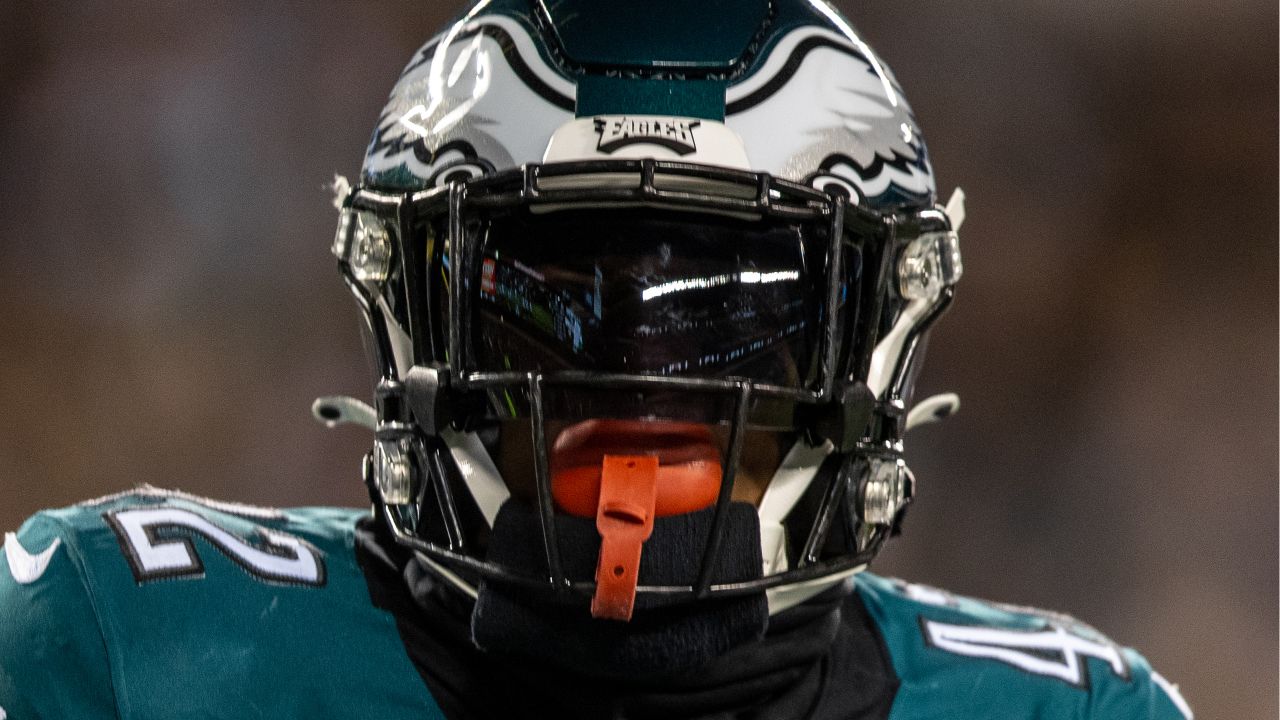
[439,160,857,401]
[333,158,958,602]
[869,206,963,403]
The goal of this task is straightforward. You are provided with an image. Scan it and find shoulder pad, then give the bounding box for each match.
[1,508,115,716]
[2,487,443,719]
[855,573,1193,719]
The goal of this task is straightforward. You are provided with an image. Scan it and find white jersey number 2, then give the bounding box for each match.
[106,506,325,586]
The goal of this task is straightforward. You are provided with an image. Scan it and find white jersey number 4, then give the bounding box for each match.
[923,619,1192,718]
[923,619,1126,686]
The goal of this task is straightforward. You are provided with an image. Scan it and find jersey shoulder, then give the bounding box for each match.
[854,572,1193,720]
[0,486,444,720]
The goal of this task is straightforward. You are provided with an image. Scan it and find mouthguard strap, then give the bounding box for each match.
[592,455,659,621]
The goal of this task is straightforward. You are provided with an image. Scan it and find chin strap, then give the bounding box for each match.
[766,566,864,614]
[757,439,835,578]
[944,187,966,232]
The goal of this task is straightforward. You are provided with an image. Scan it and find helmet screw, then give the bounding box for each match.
[373,436,416,505]
[861,458,910,525]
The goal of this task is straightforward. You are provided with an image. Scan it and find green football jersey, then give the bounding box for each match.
[856,574,1192,719]
[0,487,444,719]
[0,487,1190,719]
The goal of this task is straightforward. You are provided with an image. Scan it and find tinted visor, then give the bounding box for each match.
[470,207,830,391]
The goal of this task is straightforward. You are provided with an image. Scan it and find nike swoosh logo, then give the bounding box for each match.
[4,532,62,584]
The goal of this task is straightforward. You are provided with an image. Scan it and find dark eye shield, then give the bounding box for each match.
[474,208,823,396]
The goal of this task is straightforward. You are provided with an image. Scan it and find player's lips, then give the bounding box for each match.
[548,419,724,518]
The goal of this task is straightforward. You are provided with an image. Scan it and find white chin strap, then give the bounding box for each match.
[440,427,510,527]
[756,438,847,613]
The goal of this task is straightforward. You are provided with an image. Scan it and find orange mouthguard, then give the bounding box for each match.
[549,421,723,620]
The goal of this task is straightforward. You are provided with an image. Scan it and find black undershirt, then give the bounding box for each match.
[354,516,899,720]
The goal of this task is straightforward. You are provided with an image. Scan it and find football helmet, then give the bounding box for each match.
[320,0,963,622]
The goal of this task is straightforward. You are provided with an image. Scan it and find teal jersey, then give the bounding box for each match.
[0,487,444,719]
[854,574,1192,720]
[0,487,1190,719]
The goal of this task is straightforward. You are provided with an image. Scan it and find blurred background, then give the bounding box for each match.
[0,1,1274,716]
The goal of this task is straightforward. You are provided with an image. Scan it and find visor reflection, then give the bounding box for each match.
[471,208,826,389]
